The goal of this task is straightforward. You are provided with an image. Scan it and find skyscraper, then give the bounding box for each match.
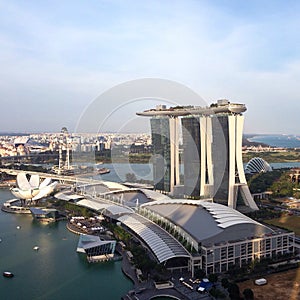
[181,116,201,197]
[150,116,180,193]
[137,100,258,210]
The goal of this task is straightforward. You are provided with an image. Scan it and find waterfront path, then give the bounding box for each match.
[119,244,211,300]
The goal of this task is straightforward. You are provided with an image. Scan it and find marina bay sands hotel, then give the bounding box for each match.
[137,99,258,211]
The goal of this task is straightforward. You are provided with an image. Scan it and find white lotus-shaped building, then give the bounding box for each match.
[11,173,57,205]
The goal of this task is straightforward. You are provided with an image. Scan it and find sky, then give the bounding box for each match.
[0,0,300,134]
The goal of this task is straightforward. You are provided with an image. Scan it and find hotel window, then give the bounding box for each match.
[228,246,234,258]
[241,244,246,255]
[277,237,282,248]
[221,247,227,260]
[283,236,288,247]
[266,239,271,250]
[247,242,252,254]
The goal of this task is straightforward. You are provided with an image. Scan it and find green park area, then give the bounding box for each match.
[243,150,300,163]
[265,215,300,236]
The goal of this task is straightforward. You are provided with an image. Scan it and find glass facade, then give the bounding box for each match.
[181,117,201,197]
[85,241,116,257]
[150,117,171,192]
[211,115,229,204]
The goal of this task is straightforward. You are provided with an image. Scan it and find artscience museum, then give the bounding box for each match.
[11,173,57,205]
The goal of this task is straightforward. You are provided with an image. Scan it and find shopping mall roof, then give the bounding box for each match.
[139,188,173,202]
[117,213,190,263]
[76,198,133,215]
[54,192,85,202]
[142,199,273,246]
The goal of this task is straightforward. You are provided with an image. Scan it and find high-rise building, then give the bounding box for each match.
[137,100,258,210]
[181,116,201,197]
[150,116,180,193]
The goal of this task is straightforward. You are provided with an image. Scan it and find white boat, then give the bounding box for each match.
[3,271,14,278]
[33,246,39,251]
[16,226,21,229]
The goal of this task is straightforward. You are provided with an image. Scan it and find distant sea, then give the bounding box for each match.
[248,134,300,148]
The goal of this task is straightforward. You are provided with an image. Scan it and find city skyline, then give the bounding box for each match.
[1,1,300,133]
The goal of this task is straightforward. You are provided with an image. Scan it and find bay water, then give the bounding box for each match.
[0,189,133,300]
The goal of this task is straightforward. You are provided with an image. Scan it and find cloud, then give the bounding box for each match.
[0,0,299,133]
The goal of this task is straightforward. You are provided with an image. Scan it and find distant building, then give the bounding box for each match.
[14,136,29,147]
[130,143,152,154]
[289,168,300,184]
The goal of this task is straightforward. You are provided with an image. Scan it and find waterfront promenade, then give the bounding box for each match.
[120,246,186,300]
[119,244,211,300]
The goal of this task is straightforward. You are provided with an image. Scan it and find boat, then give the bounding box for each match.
[3,271,14,278]
[97,168,110,175]
[16,226,21,229]
[33,246,39,251]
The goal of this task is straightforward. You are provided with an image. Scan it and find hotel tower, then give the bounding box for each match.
[137,100,258,211]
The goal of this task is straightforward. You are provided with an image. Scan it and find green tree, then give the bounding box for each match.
[209,287,226,299]
[243,288,254,300]
[208,273,218,283]
[270,173,294,197]
[194,268,206,279]
[228,283,241,300]
[221,278,229,288]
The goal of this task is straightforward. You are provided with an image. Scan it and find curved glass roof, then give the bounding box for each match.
[245,157,272,174]
[76,199,133,215]
[200,201,261,228]
[117,213,190,263]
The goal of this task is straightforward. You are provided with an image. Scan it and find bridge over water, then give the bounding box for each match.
[0,168,127,190]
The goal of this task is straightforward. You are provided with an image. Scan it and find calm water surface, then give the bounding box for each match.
[0,189,132,300]
[248,134,300,148]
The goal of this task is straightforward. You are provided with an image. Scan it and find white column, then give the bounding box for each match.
[200,116,207,196]
[174,117,180,185]
[58,144,63,171]
[228,115,236,208]
[169,118,175,193]
[206,117,214,187]
[66,144,70,170]
[236,115,258,210]
[169,117,180,193]
[236,115,246,184]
